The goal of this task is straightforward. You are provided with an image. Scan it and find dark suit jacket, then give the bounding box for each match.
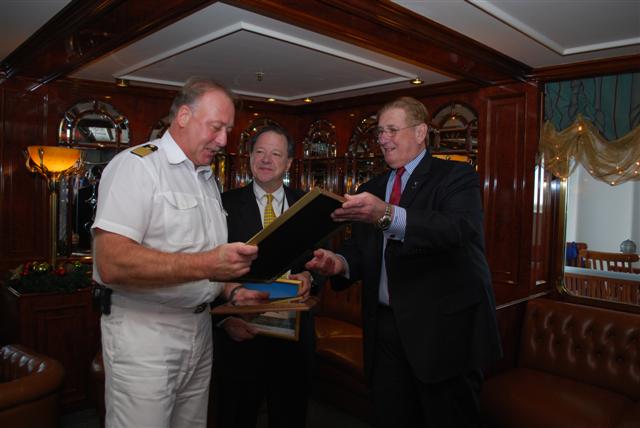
[216,183,314,379]
[222,183,305,246]
[334,153,502,384]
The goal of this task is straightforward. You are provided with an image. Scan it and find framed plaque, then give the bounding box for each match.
[236,188,348,282]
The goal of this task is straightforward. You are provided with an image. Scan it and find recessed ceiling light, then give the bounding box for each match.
[266,98,276,102]
[115,78,129,87]
[303,97,313,103]
[410,77,423,85]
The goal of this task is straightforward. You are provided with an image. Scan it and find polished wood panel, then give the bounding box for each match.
[531,54,640,82]
[479,82,546,304]
[0,88,49,269]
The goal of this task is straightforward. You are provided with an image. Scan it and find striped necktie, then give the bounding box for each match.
[263,193,276,227]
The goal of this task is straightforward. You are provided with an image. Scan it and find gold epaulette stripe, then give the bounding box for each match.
[131,144,158,158]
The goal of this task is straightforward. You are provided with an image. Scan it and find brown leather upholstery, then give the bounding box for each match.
[481,298,640,428]
[314,281,371,422]
[0,344,65,428]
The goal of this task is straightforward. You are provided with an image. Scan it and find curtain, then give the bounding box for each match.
[541,73,640,185]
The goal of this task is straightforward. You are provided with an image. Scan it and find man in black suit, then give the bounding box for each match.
[215,125,315,428]
[306,97,502,427]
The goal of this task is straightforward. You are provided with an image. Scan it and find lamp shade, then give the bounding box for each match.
[27,146,80,173]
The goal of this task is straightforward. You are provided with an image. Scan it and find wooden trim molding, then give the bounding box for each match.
[530,54,640,82]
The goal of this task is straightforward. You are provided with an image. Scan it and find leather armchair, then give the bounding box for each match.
[0,344,65,428]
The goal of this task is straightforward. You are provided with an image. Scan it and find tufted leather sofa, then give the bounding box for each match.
[481,298,640,428]
[0,344,65,428]
[313,281,372,422]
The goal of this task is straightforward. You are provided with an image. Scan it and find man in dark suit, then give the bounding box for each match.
[306,97,502,427]
[215,125,315,428]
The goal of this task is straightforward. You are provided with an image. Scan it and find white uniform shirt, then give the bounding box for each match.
[92,131,227,308]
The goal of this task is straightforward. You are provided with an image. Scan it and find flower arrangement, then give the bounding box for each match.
[6,261,93,294]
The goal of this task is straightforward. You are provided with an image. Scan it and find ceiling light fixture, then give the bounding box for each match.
[266,98,276,102]
[115,78,129,87]
[410,77,423,85]
[303,97,313,103]
[256,71,264,82]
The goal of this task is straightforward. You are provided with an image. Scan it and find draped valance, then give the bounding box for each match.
[541,73,640,185]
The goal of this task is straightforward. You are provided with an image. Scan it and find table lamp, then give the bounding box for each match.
[24,146,82,266]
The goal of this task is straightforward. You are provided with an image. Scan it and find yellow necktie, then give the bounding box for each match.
[263,193,276,227]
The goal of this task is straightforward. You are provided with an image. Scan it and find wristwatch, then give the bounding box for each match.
[375,204,393,230]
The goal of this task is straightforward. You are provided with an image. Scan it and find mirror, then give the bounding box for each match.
[59,100,130,147]
[148,114,171,142]
[562,167,640,306]
[544,73,640,307]
[429,102,477,164]
[344,113,387,194]
[57,100,130,257]
[303,119,337,158]
[299,120,339,192]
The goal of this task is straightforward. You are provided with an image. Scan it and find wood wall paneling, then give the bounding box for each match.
[1,88,49,270]
[479,83,545,304]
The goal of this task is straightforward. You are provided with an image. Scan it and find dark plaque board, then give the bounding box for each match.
[236,187,347,282]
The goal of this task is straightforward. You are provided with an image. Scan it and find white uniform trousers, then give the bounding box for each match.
[101,294,213,428]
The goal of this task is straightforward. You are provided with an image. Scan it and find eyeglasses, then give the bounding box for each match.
[374,123,421,139]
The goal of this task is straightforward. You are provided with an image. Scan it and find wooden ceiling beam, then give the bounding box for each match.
[0,0,215,91]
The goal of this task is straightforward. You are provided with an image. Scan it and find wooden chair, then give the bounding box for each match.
[578,249,639,273]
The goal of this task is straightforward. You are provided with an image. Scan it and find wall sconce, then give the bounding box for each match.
[24,146,82,266]
[115,78,129,87]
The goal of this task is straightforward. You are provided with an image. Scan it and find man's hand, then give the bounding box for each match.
[223,316,258,342]
[287,271,312,300]
[223,283,269,303]
[207,242,258,281]
[305,249,346,276]
[331,192,388,224]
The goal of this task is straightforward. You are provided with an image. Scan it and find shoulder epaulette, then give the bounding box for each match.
[131,144,158,158]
